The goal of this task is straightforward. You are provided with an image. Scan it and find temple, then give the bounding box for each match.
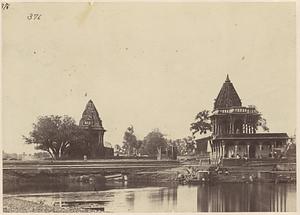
[78,100,113,158]
[198,75,289,163]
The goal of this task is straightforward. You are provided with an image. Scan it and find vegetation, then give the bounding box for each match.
[168,136,195,156]
[23,115,87,160]
[122,126,141,156]
[140,129,167,156]
[190,110,212,135]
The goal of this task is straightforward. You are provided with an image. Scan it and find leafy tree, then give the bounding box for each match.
[141,129,167,156]
[135,140,143,155]
[255,115,269,132]
[122,125,138,156]
[183,136,196,153]
[190,110,212,135]
[23,115,80,160]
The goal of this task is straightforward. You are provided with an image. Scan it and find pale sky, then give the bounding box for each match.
[2,2,296,153]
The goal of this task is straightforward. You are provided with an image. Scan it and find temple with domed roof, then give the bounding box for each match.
[197,75,289,164]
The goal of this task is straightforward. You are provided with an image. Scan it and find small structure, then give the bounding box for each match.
[195,137,212,164]
[157,145,177,160]
[195,137,211,157]
[197,75,289,164]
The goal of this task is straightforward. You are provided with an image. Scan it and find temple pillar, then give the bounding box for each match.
[234,144,238,157]
[271,144,274,158]
[212,145,215,162]
[247,144,250,158]
[259,143,262,159]
[243,117,246,134]
[214,119,217,135]
[231,123,233,134]
[215,145,217,163]
[222,142,225,157]
[214,118,216,134]
[221,144,224,157]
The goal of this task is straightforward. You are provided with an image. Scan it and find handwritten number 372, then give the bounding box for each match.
[27,13,42,20]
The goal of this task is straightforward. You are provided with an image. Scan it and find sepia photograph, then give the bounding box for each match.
[1,1,297,213]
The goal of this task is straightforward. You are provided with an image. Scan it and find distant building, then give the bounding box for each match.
[78,100,113,159]
[197,75,289,163]
[157,145,177,160]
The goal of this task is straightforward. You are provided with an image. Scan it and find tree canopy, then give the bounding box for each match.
[190,110,212,135]
[23,115,84,160]
[141,129,167,156]
[122,125,139,156]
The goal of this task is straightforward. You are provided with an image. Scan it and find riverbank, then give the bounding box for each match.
[2,160,296,212]
[3,197,92,213]
[3,158,296,194]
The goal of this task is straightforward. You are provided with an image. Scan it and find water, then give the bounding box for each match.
[8,182,296,212]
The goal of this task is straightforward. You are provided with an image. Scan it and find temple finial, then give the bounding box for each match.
[225,74,230,82]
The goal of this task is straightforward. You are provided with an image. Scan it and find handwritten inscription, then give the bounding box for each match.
[1,2,10,10]
[27,13,42,21]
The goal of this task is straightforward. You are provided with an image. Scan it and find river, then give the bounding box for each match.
[6,181,296,212]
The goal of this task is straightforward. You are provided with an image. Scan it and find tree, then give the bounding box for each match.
[23,115,80,160]
[183,136,196,153]
[135,140,143,155]
[141,129,167,156]
[122,125,138,156]
[190,110,212,135]
[255,115,269,132]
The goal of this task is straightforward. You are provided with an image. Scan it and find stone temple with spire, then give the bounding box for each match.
[197,75,289,164]
[78,100,113,158]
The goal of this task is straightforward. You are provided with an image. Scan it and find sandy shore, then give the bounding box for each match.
[3,197,91,213]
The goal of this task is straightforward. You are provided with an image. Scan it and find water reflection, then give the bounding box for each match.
[14,183,296,212]
[196,183,296,212]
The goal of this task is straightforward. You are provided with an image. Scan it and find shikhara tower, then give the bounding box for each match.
[79,100,106,158]
[211,74,259,136]
[201,75,288,163]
